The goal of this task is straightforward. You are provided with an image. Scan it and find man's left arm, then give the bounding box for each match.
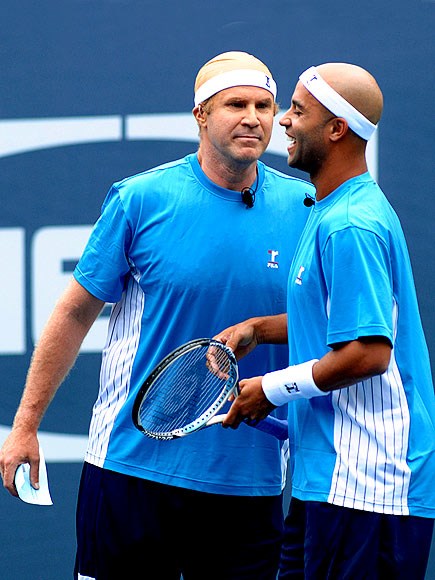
[222,337,392,428]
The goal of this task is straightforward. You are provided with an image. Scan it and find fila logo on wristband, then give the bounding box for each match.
[285,382,300,394]
[262,359,321,406]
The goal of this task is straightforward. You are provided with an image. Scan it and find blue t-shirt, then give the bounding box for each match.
[74,153,314,496]
[286,172,435,517]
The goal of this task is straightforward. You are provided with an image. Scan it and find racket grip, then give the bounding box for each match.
[253,416,288,440]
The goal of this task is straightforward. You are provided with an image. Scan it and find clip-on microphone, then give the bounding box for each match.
[303,193,315,207]
[241,187,255,208]
[241,171,259,209]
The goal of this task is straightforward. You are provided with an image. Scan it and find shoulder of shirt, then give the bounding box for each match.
[112,155,191,190]
[262,163,315,191]
[318,177,394,241]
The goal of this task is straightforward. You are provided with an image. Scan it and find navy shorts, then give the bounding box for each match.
[74,462,284,580]
[279,497,434,580]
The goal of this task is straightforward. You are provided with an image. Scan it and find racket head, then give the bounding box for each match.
[132,338,238,440]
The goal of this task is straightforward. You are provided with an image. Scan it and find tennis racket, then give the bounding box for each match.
[132,338,288,441]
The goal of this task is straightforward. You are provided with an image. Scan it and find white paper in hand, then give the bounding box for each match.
[14,446,53,505]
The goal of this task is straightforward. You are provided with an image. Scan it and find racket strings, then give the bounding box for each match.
[138,344,235,437]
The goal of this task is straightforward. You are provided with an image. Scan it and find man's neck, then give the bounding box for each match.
[311,154,368,201]
[197,150,258,192]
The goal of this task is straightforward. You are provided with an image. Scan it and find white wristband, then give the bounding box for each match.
[262,359,326,406]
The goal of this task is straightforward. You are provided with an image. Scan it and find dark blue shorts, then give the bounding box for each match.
[279,497,434,580]
[74,462,284,580]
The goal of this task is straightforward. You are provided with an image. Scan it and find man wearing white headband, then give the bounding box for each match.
[0,51,315,579]
[215,62,435,579]
[194,51,277,107]
[298,65,378,141]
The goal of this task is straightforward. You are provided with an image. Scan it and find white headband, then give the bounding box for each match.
[299,66,377,140]
[194,69,277,107]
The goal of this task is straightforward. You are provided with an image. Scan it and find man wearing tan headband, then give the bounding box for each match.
[215,62,434,579]
[0,51,315,579]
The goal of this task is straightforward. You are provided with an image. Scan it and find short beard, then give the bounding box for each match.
[289,149,325,177]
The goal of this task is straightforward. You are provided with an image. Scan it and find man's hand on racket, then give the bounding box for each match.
[222,375,276,430]
[0,428,40,497]
[213,318,260,361]
[214,314,288,361]
[214,314,289,430]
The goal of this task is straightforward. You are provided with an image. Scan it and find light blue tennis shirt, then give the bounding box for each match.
[286,172,435,517]
[74,153,314,496]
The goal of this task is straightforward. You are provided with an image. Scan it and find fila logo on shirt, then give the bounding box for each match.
[267,249,279,269]
[295,265,305,285]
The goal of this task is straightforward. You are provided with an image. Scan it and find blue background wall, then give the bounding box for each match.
[1,1,434,578]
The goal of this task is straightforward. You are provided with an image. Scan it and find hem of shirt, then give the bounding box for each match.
[85,455,282,497]
[327,325,393,347]
[73,269,119,303]
[291,488,435,518]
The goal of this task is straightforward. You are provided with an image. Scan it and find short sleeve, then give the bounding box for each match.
[74,186,132,302]
[322,226,394,346]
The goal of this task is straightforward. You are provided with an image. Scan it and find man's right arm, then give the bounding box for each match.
[0,278,105,496]
[213,313,288,360]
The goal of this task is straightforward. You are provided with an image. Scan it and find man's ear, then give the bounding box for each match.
[329,117,348,142]
[193,104,207,126]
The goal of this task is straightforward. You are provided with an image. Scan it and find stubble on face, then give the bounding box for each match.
[203,87,275,168]
[284,85,333,176]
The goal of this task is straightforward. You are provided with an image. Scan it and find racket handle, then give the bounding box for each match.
[251,416,288,440]
[207,414,288,440]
